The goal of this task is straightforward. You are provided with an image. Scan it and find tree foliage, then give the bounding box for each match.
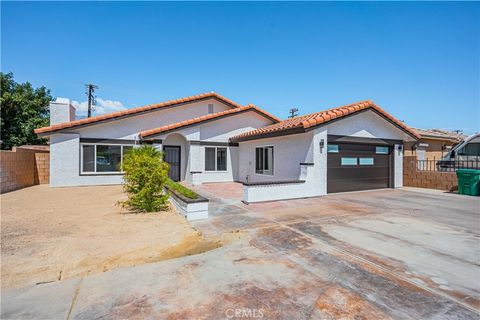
[1,72,52,150]
[120,145,170,212]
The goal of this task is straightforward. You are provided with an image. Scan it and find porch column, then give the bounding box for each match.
[394,144,403,188]
[188,142,203,185]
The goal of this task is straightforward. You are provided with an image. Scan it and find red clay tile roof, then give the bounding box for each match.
[413,128,466,142]
[35,92,246,135]
[139,104,280,138]
[230,100,420,142]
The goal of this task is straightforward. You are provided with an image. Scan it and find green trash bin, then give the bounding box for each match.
[456,169,480,196]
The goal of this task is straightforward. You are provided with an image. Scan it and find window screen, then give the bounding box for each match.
[205,147,216,171]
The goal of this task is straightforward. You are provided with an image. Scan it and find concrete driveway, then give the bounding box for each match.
[2,187,479,319]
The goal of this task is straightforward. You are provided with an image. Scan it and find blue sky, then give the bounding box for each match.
[2,1,479,134]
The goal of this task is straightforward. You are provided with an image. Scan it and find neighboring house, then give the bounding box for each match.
[404,128,465,161]
[35,92,419,203]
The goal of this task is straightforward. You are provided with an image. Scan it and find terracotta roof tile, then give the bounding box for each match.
[35,92,247,135]
[230,100,420,142]
[139,104,280,138]
[413,128,466,141]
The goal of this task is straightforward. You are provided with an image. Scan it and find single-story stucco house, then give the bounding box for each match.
[404,128,465,161]
[35,92,419,203]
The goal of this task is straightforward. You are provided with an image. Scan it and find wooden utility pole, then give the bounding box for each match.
[288,108,299,118]
[85,83,99,118]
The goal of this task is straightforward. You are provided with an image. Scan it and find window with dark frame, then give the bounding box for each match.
[255,146,274,175]
[81,144,133,174]
[205,147,227,171]
[217,148,227,171]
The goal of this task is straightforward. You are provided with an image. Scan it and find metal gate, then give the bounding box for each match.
[164,146,181,181]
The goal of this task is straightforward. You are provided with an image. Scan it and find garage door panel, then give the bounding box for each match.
[327,142,392,193]
[328,178,390,193]
[328,167,389,179]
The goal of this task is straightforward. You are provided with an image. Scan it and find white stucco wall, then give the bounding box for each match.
[154,111,273,184]
[50,133,124,187]
[241,111,413,202]
[243,127,327,202]
[163,133,188,181]
[50,99,76,124]
[49,102,274,187]
[394,144,403,188]
[237,132,314,183]
[70,100,232,139]
[155,111,273,143]
[326,109,415,142]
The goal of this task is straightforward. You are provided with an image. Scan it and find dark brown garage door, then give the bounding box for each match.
[327,143,392,193]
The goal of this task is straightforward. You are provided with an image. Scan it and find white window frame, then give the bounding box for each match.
[80,143,134,175]
[255,145,274,176]
[204,146,228,172]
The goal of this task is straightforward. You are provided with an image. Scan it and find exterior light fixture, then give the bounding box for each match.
[319,139,325,151]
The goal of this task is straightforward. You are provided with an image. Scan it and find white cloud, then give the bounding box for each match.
[72,97,127,117]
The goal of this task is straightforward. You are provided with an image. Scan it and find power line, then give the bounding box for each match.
[85,83,99,118]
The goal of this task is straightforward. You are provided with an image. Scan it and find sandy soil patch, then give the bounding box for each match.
[1,185,221,290]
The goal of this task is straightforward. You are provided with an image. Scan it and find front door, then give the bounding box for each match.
[163,146,181,181]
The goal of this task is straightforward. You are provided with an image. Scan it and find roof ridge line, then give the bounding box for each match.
[35,92,245,135]
[139,104,277,138]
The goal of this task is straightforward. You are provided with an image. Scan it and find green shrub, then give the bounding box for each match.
[120,145,170,212]
[165,178,199,200]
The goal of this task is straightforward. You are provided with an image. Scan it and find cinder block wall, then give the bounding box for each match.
[34,152,50,184]
[403,155,457,191]
[0,147,50,194]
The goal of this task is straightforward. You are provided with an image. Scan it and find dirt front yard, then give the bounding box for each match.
[1,185,221,290]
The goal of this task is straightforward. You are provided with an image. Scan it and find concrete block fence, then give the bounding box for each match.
[0,146,50,194]
[403,155,457,191]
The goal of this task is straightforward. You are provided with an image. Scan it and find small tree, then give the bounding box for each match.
[120,145,170,212]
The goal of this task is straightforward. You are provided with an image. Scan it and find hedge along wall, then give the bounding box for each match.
[403,155,457,191]
[0,146,50,194]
